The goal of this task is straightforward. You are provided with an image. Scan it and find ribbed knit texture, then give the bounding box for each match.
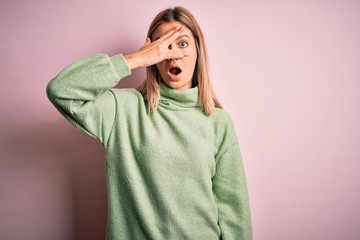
[47,54,252,239]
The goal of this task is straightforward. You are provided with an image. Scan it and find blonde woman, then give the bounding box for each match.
[47,6,252,240]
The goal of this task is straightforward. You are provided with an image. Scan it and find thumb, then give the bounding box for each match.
[145,37,151,45]
[139,37,152,50]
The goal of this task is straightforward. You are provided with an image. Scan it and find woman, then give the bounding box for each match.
[47,6,252,240]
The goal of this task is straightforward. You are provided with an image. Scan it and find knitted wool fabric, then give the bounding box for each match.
[47,54,252,239]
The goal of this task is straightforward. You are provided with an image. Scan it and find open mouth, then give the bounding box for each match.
[169,67,182,76]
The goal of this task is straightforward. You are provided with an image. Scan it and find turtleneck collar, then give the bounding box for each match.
[159,82,200,110]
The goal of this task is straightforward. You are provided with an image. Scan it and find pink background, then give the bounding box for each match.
[1,0,359,239]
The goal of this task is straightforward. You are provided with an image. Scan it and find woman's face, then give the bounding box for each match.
[152,21,198,90]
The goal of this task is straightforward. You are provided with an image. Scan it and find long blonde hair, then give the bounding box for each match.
[137,6,222,115]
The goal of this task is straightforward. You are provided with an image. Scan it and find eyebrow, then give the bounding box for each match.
[177,34,190,40]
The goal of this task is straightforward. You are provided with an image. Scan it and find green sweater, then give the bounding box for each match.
[47,54,252,239]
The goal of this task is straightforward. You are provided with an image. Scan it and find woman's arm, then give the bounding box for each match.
[212,119,253,239]
[46,25,189,145]
[46,54,131,145]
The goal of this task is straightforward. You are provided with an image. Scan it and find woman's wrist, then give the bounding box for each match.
[124,53,140,70]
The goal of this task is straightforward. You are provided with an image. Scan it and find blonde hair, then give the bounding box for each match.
[137,6,222,115]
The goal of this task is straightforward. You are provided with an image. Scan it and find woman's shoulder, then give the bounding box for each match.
[208,107,237,138]
[211,107,234,127]
[210,107,240,156]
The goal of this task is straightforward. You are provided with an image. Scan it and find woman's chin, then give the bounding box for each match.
[162,80,192,90]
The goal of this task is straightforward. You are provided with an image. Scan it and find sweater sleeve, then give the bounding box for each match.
[46,54,131,146]
[213,119,252,239]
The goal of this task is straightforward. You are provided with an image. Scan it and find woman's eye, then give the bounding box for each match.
[179,41,188,48]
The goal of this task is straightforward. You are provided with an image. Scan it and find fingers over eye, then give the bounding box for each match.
[158,25,184,43]
[168,26,185,40]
